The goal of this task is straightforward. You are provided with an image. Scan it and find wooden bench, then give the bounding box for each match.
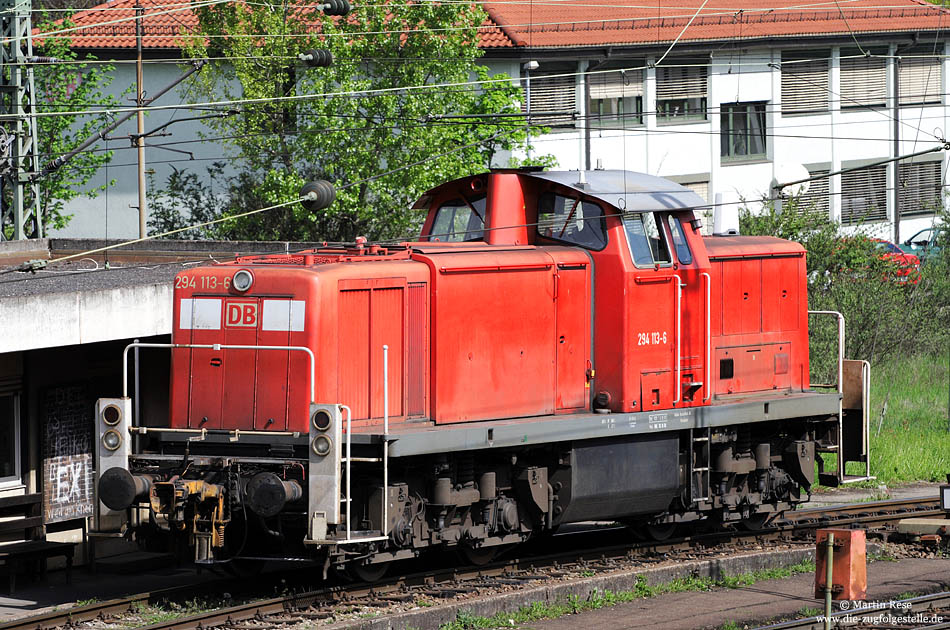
[0,494,76,593]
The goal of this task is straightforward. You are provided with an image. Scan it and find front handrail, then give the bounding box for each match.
[701,272,711,402]
[122,342,316,407]
[806,311,845,393]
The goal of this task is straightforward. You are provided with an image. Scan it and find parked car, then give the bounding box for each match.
[873,238,920,283]
[902,226,947,261]
[830,237,921,285]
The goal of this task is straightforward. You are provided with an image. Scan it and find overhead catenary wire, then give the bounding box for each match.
[7,0,915,15]
[14,51,949,124]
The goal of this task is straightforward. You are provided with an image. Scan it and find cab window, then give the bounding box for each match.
[429,196,486,241]
[667,215,693,264]
[623,213,672,267]
[536,193,608,250]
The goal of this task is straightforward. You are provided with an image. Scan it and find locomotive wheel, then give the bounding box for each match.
[460,544,500,566]
[349,560,389,583]
[629,521,677,541]
[739,513,771,531]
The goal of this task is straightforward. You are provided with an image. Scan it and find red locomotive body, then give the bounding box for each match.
[94,170,870,576]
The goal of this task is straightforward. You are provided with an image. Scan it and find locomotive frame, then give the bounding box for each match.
[92,169,872,578]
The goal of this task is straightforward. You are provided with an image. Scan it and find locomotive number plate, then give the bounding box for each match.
[637,331,668,346]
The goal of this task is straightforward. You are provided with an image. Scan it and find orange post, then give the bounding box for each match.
[815,528,867,601]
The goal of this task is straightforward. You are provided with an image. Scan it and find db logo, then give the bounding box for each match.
[226,302,258,327]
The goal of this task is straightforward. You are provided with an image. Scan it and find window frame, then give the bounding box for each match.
[428,195,486,242]
[720,101,768,162]
[899,49,943,107]
[840,164,888,225]
[839,48,888,110]
[590,94,644,129]
[536,192,609,251]
[655,61,709,124]
[623,212,674,269]
[898,159,944,217]
[780,50,830,116]
[0,392,22,489]
[666,215,693,265]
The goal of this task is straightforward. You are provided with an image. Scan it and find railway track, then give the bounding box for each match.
[3,496,943,630]
[757,591,950,629]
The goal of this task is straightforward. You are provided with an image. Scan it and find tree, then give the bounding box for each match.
[164,0,549,242]
[31,15,119,231]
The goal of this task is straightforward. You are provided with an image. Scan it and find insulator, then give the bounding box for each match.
[300,180,336,211]
[301,49,333,67]
[323,0,350,15]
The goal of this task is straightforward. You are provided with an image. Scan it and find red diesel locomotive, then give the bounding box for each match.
[94,169,871,578]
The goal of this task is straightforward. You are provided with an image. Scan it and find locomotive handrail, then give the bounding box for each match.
[121,342,317,413]
[673,275,686,404]
[701,272,711,402]
[341,402,389,544]
[806,311,845,394]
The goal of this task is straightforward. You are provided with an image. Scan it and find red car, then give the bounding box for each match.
[872,238,920,284]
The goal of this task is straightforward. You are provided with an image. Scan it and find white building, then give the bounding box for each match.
[59,0,949,242]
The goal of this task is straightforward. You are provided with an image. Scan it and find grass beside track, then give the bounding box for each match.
[846,354,950,486]
[439,561,816,630]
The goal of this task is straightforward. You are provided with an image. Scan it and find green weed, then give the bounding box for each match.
[440,560,815,629]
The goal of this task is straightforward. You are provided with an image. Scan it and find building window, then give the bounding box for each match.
[781,50,830,115]
[841,165,887,224]
[840,49,887,109]
[795,169,830,218]
[656,61,708,122]
[899,160,944,217]
[0,393,21,488]
[523,69,576,128]
[589,68,643,128]
[900,48,942,106]
[721,102,767,161]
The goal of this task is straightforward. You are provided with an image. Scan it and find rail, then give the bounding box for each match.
[122,342,316,408]
[5,496,942,630]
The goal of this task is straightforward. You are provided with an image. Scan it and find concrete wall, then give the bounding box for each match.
[0,284,172,354]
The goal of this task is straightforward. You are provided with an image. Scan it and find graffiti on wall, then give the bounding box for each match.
[42,385,94,523]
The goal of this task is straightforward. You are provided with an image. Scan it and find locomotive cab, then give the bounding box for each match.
[94,169,871,575]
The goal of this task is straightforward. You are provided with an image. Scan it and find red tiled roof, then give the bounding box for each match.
[57,0,198,49]
[45,0,950,51]
[481,0,950,49]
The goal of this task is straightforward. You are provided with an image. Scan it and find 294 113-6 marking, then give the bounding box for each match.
[175,275,232,290]
[637,331,668,346]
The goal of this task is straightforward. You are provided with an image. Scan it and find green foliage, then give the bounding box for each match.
[857,354,950,484]
[31,15,119,231]
[156,1,551,241]
[739,198,950,383]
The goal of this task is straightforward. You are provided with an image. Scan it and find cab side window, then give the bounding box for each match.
[667,215,693,264]
[429,196,486,241]
[623,213,672,267]
[536,192,607,250]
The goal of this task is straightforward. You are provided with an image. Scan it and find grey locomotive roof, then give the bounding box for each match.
[527,170,708,213]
